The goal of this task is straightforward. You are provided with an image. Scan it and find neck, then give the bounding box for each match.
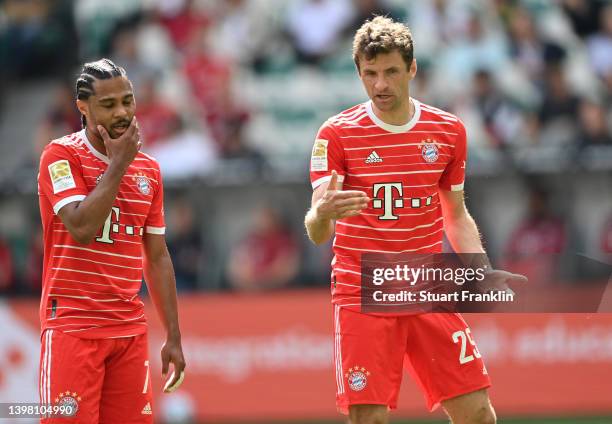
[372,96,415,126]
[85,127,108,156]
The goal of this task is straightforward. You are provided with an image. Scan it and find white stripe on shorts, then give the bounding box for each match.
[334,305,345,395]
[47,330,53,412]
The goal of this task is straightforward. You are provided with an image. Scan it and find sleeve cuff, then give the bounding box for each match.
[53,195,86,214]
[450,182,465,191]
[145,226,166,235]
[312,174,345,190]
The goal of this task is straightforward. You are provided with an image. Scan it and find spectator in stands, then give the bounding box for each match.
[24,227,43,294]
[561,0,607,39]
[136,74,179,148]
[156,0,210,53]
[226,206,300,292]
[34,82,81,158]
[166,197,204,291]
[577,99,612,147]
[345,0,404,36]
[407,0,472,59]
[585,3,612,81]
[285,0,354,65]
[181,24,251,149]
[470,69,524,149]
[0,236,14,293]
[506,5,566,84]
[0,0,78,79]
[208,0,277,69]
[145,115,218,179]
[504,184,567,285]
[109,19,154,92]
[535,63,580,145]
[218,114,266,174]
[435,11,510,94]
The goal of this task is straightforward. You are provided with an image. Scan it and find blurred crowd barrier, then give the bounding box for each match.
[0,172,611,295]
[1,292,612,422]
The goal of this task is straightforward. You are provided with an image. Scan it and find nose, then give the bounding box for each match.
[114,105,129,120]
[374,75,388,92]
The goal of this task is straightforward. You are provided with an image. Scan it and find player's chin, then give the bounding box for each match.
[373,96,395,109]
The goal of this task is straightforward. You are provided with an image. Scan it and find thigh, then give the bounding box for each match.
[334,306,407,415]
[99,334,153,424]
[39,329,106,424]
[403,313,491,412]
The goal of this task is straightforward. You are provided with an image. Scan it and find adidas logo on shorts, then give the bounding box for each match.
[365,151,383,164]
[141,402,152,415]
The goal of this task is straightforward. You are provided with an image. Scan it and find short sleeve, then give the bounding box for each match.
[144,162,165,235]
[439,119,467,191]
[38,143,89,214]
[309,122,346,190]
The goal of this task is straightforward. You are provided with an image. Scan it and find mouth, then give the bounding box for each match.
[375,94,393,102]
[111,122,130,134]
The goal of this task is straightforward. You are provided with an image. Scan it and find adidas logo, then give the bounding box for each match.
[365,151,383,164]
[142,402,152,415]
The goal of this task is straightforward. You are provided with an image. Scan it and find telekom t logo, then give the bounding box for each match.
[372,182,403,220]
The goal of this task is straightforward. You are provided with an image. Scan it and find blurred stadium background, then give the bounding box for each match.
[0,0,611,423]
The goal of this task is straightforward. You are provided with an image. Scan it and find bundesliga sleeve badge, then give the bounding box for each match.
[311,139,329,172]
[48,160,76,194]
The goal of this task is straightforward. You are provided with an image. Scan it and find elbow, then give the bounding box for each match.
[308,232,330,246]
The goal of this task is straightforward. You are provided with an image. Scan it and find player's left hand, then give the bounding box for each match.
[161,336,186,392]
[477,269,527,295]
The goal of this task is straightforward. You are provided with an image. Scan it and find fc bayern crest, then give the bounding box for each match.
[420,139,439,163]
[55,391,80,417]
[346,366,370,391]
[132,172,151,195]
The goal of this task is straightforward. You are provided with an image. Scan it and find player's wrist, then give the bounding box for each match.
[166,327,181,343]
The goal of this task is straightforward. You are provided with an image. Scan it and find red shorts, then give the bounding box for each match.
[39,329,153,423]
[333,306,491,414]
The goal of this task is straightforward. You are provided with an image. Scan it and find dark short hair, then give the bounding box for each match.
[75,58,127,126]
[352,16,414,72]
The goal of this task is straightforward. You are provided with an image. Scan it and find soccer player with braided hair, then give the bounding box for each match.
[37,58,185,423]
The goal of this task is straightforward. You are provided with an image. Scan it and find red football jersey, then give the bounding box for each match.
[309,99,467,310]
[38,130,165,339]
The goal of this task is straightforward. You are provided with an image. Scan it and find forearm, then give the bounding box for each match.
[64,163,127,241]
[144,252,181,340]
[445,212,491,268]
[305,207,334,245]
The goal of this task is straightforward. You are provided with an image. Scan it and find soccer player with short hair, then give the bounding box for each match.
[37,58,185,423]
[305,17,524,424]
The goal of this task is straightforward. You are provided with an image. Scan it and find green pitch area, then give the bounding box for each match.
[262,418,612,424]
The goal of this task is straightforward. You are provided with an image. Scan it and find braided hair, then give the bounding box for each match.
[75,58,127,127]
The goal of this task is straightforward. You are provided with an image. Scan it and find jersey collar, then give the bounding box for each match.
[81,129,110,164]
[365,97,421,133]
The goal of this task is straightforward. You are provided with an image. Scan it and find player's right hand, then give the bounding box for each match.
[97,118,141,169]
[315,170,369,220]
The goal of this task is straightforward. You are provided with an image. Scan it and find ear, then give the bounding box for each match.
[76,99,88,118]
[409,59,417,80]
